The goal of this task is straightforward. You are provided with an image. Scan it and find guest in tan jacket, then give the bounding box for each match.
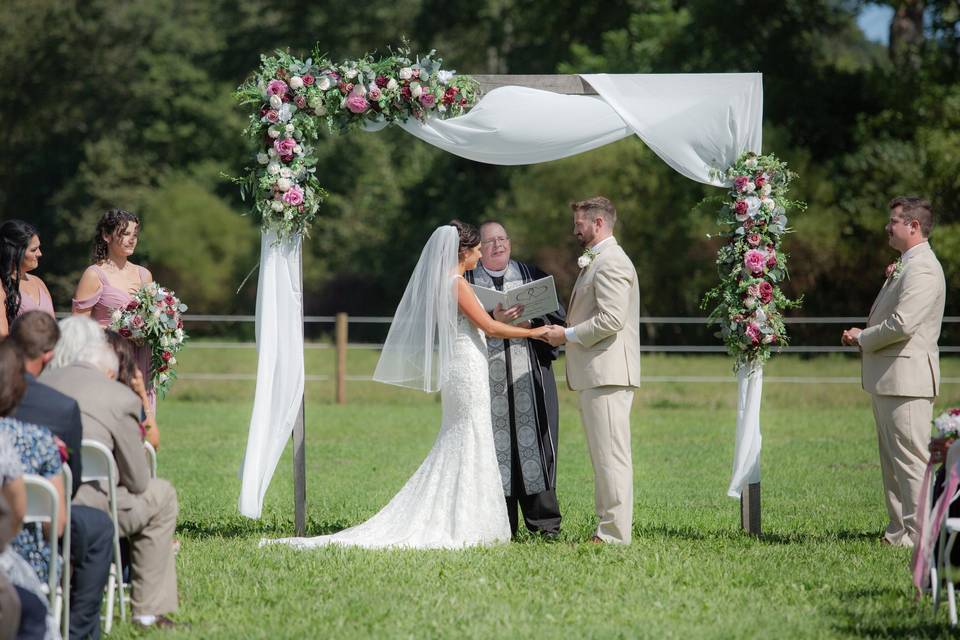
[843,196,946,548]
[41,316,180,628]
[543,196,640,544]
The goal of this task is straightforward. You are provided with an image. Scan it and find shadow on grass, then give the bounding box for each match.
[177,517,354,539]
[828,588,954,638]
[632,523,882,546]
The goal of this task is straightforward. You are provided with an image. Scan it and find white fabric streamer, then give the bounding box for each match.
[728,364,763,498]
[238,231,304,519]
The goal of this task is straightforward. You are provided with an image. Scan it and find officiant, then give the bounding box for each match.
[466,220,565,538]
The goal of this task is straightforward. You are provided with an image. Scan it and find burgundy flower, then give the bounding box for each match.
[759,281,773,304]
[754,175,766,189]
[161,351,172,362]
[766,249,778,268]
[375,75,388,88]
[400,85,412,100]
[126,301,139,311]
[119,328,132,338]
[157,364,168,373]
[734,200,748,216]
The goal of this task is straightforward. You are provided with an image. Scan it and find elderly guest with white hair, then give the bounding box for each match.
[40,316,181,629]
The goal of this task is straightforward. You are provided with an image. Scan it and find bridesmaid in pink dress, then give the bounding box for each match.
[72,209,157,412]
[0,220,55,337]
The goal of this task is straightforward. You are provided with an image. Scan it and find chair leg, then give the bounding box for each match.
[104,567,115,634]
[114,537,126,621]
[933,567,941,613]
[948,581,957,627]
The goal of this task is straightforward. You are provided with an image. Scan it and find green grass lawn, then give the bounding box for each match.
[112,348,960,638]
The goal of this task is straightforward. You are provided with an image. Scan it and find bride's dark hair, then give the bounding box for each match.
[448,219,480,255]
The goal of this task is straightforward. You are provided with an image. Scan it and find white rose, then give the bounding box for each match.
[745,157,758,169]
[399,67,413,80]
[411,82,423,98]
[745,196,761,217]
[267,162,281,175]
[761,197,775,212]
[386,78,398,90]
[577,255,591,269]
[256,152,269,165]
[279,167,293,178]
[271,200,284,212]
[267,127,280,139]
[158,373,168,383]
[269,95,282,109]
[437,70,455,84]
[169,357,177,365]
[284,210,294,220]
[293,145,302,154]
[345,68,358,79]
[744,297,757,309]
[278,103,295,123]
[762,334,774,344]
[318,76,331,91]
[111,309,122,323]
[289,76,304,90]
[760,183,772,196]
[175,329,184,340]
[285,123,295,133]
[276,178,292,192]
[744,181,756,193]
[351,83,366,97]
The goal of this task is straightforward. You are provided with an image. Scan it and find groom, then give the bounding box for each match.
[543,196,640,544]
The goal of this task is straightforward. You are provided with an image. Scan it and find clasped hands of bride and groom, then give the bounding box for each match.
[263,196,640,550]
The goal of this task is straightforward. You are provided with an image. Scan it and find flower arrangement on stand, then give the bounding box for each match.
[702,152,805,368]
[109,283,188,398]
[233,44,480,240]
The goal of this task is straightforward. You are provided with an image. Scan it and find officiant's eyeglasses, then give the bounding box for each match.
[481,236,510,247]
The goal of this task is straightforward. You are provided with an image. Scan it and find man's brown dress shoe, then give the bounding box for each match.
[589,535,605,544]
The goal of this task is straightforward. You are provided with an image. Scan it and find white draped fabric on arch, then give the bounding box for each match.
[239,72,765,519]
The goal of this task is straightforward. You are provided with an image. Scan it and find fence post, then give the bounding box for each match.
[336,312,348,404]
[740,482,761,537]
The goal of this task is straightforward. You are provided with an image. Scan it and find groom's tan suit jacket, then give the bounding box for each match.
[859,242,945,398]
[565,237,641,391]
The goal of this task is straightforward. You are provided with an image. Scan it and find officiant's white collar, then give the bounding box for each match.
[901,240,929,263]
[480,264,509,278]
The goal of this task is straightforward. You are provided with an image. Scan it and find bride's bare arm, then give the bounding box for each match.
[456,278,548,340]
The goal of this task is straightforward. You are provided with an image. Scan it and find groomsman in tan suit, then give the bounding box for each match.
[842,196,946,548]
[543,196,640,544]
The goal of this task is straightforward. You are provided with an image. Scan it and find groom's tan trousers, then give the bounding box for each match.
[578,386,634,544]
[871,394,933,548]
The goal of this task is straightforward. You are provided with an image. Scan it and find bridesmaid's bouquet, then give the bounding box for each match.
[109,282,188,397]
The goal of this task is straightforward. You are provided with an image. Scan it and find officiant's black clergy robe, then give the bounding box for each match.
[467,260,565,536]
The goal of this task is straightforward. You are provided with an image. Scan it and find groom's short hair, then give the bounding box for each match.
[889,196,934,237]
[571,196,617,227]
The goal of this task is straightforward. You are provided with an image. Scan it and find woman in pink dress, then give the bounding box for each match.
[0,220,55,337]
[72,208,157,412]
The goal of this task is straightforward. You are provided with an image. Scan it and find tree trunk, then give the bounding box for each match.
[889,0,926,67]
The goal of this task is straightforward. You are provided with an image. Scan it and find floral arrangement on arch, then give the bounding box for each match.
[234,44,480,240]
[934,408,960,441]
[109,283,188,398]
[702,152,805,368]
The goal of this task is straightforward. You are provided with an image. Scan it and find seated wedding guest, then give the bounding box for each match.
[0,220,54,337]
[106,331,160,450]
[72,208,156,411]
[10,311,115,639]
[466,220,566,539]
[0,435,24,638]
[40,317,180,630]
[0,342,57,639]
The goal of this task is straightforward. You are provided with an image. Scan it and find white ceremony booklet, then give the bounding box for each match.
[470,275,560,324]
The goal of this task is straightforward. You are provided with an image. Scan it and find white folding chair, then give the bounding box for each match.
[22,474,60,609]
[144,441,157,479]
[80,439,126,633]
[60,463,72,639]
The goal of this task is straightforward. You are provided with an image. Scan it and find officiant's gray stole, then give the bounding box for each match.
[473,261,546,496]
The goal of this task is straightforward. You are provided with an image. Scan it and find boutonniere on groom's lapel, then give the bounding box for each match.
[577,247,598,269]
[884,258,903,281]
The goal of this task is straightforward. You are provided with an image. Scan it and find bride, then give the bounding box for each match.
[263,220,549,549]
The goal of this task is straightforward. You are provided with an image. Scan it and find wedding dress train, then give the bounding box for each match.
[262,311,511,549]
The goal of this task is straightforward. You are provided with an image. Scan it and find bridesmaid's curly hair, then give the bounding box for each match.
[448,219,480,256]
[92,208,140,263]
[0,219,38,327]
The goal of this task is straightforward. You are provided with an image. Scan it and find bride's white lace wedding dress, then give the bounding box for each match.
[262,308,511,549]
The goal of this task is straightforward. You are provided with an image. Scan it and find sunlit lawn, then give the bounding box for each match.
[109,347,960,638]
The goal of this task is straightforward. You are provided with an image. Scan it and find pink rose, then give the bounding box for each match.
[264,109,279,123]
[368,86,382,101]
[747,283,760,298]
[747,233,761,246]
[766,249,778,268]
[734,200,748,216]
[274,138,297,156]
[345,93,369,114]
[420,92,436,108]
[744,249,766,274]
[884,262,897,279]
[339,81,354,95]
[759,281,773,304]
[734,176,750,193]
[302,74,315,86]
[295,95,306,108]
[267,79,288,97]
[282,185,305,206]
[132,315,145,328]
[745,323,762,346]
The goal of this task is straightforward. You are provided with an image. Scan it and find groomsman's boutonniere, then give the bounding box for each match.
[884,258,904,281]
[578,248,598,269]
